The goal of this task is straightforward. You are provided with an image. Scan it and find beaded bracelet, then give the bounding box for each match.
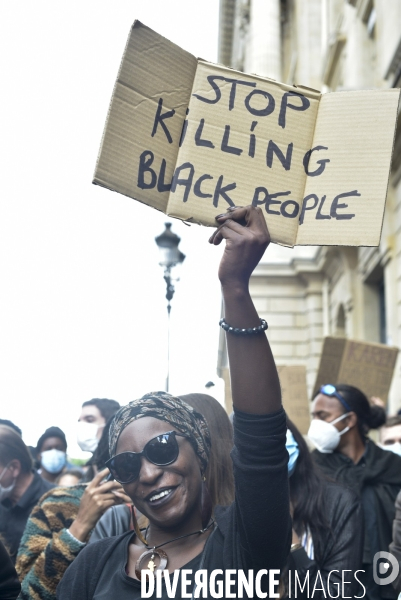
[219,317,268,335]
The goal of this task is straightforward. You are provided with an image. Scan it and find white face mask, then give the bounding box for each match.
[41,449,67,474]
[382,442,401,457]
[0,464,16,502]
[307,413,351,453]
[77,422,99,453]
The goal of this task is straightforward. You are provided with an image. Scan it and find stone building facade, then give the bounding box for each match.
[217,0,401,413]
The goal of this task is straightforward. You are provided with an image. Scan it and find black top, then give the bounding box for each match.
[313,442,401,600]
[389,489,401,593]
[288,481,364,599]
[0,471,54,563]
[0,539,20,600]
[89,504,131,542]
[92,530,207,600]
[57,408,291,600]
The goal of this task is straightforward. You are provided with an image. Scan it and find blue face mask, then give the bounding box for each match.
[286,430,299,477]
[41,449,66,474]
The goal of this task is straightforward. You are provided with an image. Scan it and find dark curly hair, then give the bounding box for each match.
[287,418,328,537]
[335,384,386,438]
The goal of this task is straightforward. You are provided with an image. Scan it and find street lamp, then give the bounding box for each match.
[155,223,185,392]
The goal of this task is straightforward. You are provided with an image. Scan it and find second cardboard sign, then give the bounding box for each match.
[94,21,400,247]
[313,337,398,402]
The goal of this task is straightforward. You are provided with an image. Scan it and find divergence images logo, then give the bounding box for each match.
[373,552,399,586]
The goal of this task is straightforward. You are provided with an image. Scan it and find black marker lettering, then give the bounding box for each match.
[195,119,215,148]
[194,174,213,198]
[137,151,157,190]
[192,76,224,105]
[279,92,310,129]
[213,176,236,208]
[228,80,257,110]
[252,187,269,208]
[303,146,330,177]
[248,121,258,158]
[330,190,359,220]
[265,191,291,215]
[192,76,255,110]
[266,141,293,171]
[252,187,291,215]
[245,89,275,117]
[157,159,172,193]
[179,108,190,147]
[221,126,242,155]
[151,98,175,143]
[299,194,319,225]
[316,195,331,220]
[171,163,195,203]
[281,200,299,219]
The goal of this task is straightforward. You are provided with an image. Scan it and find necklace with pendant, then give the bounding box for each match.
[134,519,214,580]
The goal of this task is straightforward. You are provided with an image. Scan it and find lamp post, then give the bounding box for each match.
[155,223,185,392]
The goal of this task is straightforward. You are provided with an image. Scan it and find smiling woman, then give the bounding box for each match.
[56,206,291,600]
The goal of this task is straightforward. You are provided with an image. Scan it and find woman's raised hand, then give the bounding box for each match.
[209,205,280,414]
[209,206,270,289]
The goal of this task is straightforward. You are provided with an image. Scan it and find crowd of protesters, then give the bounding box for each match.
[2,208,401,600]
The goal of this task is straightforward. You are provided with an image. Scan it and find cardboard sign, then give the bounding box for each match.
[313,337,399,402]
[277,365,310,434]
[94,21,400,247]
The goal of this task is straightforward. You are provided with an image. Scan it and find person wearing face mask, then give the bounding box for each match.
[77,399,120,483]
[282,419,363,599]
[36,427,68,483]
[0,425,54,563]
[77,399,120,454]
[309,383,401,600]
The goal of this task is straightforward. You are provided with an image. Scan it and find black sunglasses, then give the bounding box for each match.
[105,430,188,484]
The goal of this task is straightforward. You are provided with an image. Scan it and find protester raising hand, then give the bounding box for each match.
[68,468,131,543]
[57,205,290,600]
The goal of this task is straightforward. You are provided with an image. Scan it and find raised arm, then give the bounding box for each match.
[210,206,291,575]
[210,205,281,414]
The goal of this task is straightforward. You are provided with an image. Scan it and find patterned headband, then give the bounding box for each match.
[108,391,211,472]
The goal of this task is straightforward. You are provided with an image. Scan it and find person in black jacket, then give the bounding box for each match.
[310,384,401,600]
[57,206,292,600]
[285,419,364,598]
[389,489,401,593]
[0,425,54,563]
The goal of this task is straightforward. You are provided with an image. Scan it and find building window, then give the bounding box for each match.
[363,266,387,344]
[335,304,346,338]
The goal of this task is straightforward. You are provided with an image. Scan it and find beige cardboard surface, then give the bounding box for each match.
[277,365,310,434]
[166,61,320,247]
[313,337,398,402]
[296,90,400,245]
[94,22,400,247]
[93,21,197,213]
[312,337,346,397]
